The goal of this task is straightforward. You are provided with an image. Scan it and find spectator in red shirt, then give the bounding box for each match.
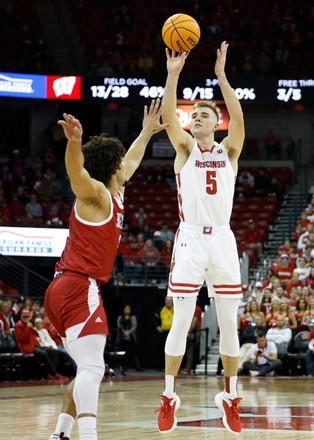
[242,219,263,243]
[122,241,142,283]
[139,239,161,283]
[273,254,295,286]
[242,219,263,256]
[131,206,151,234]
[14,308,67,382]
[286,271,305,296]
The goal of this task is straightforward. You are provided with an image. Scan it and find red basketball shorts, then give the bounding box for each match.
[44,271,108,342]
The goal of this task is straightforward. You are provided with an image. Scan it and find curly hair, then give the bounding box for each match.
[82,133,126,185]
[193,101,221,123]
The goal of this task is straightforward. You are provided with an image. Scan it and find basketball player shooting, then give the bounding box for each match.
[156,41,245,435]
[44,99,169,440]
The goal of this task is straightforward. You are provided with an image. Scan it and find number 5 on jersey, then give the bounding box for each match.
[206,171,217,195]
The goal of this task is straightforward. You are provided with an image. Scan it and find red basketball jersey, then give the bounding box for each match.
[55,190,124,283]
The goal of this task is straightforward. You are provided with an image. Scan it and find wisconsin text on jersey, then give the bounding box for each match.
[195,160,226,168]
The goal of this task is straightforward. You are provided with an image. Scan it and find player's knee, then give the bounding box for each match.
[219,329,240,357]
[173,313,193,334]
[77,363,105,384]
[165,320,190,356]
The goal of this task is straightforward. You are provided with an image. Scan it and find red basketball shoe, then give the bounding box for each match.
[156,394,181,433]
[215,392,242,435]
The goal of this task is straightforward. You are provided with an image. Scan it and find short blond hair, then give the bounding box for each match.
[193,101,220,123]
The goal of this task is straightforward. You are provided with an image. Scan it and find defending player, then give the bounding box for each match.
[45,99,169,440]
[156,42,245,435]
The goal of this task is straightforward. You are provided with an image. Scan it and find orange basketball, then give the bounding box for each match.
[162,14,201,52]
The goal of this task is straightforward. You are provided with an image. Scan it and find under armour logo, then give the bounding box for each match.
[95,317,103,323]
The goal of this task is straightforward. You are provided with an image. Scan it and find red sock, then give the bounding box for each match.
[225,376,230,394]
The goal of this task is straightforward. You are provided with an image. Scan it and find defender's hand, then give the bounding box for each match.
[58,113,83,142]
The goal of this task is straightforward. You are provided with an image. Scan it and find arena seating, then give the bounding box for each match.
[125,164,293,267]
[2,0,312,77]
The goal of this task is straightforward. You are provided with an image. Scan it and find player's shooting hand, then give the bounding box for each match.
[58,113,83,142]
[142,99,171,135]
[165,48,189,74]
[214,41,228,78]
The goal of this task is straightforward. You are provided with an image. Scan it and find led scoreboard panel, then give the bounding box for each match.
[0,71,312,104]
[83,76,314,104]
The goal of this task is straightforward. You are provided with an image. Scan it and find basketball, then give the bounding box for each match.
[162,14,200,52]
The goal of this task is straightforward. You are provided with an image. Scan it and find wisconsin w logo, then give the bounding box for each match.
[52,76,77,97]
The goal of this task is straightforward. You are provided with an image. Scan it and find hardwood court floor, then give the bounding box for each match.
[0,373,313,440]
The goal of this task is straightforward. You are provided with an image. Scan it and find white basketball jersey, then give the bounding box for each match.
[176,141,235,226]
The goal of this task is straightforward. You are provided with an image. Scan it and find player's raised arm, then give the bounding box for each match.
[162,49,193,153]
[215,41,245,161]
[58,113,103,201]
[124,99,170,181]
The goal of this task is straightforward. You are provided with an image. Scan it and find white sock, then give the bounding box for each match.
[55,413,75,438]
[78,416,97,440]
[163,375,175,398]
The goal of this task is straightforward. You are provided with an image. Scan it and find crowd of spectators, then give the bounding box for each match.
[0,296,75,382]
[70,0,314,78]
[1,0,313,77]
[0,0,58,74]
[235,194,314,377]
[2,185,314,377]
[0,147,70,227]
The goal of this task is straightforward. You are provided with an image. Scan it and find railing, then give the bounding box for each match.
[118,253,250,288]
[0,255,50,300]
[117,255,170,287]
